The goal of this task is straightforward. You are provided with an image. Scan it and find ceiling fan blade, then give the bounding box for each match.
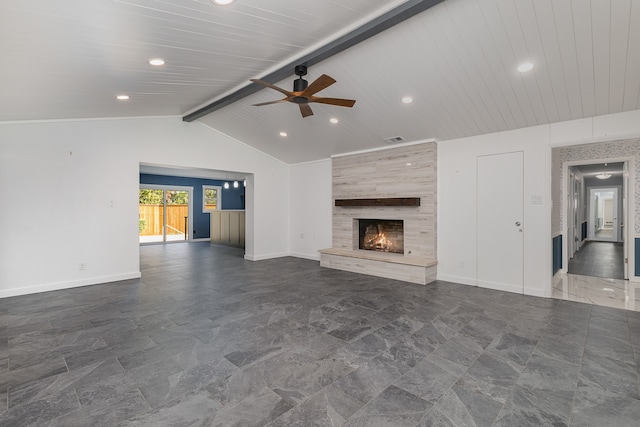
[250,79,292,97]
[299,103,314,117]
[301,74,336,97]
[309,97,356,107]
[252,99,287,106]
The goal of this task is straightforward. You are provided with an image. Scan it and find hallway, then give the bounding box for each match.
[568,241,624,280]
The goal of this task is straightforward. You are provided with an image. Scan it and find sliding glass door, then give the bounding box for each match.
[139,186,191,243]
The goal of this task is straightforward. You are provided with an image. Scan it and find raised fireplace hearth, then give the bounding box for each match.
[320,142,437,285]
[358,219,404,254]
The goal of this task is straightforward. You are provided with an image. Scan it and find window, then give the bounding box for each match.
[203,185,221,212]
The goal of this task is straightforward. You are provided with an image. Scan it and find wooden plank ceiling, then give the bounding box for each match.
[2,0,640,163]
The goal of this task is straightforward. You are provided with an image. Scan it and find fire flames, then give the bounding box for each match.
[363,229,394,252]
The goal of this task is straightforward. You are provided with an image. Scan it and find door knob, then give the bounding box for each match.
[515,221,521,226]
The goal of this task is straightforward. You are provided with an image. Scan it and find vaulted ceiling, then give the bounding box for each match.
[3,0,640,164]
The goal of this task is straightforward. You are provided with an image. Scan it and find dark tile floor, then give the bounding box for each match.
[1,242,640,426]
[568,241,625,279]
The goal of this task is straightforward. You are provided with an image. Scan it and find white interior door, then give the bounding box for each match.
[477,152,524,294]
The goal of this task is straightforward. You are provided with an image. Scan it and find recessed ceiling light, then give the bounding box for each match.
[149,58,165,66]
[406,163,412,166]
[517,62,534,73]
[602,287,614,292]
[402,96,413,104]
[330,118,339,124]
[279,131,287,137]
[116,95,130,100]
[212,0,235,5]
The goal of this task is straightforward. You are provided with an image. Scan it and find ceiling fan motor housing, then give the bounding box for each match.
[293,64,308,93]
[293,78,308,93]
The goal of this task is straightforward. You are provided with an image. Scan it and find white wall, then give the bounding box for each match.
[438,125,549,297]
[288,159,332,260]
[438,109,640,297]
[0,116,289,297]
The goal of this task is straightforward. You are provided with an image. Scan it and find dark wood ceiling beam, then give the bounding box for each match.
[183,0,445,122]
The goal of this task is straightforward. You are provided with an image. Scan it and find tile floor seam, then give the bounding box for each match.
[135,387,153,412]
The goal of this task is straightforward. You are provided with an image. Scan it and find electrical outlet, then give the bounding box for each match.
[79,262,86,271]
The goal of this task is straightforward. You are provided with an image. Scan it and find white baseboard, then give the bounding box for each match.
[289,252,321,261]
[191,238,211,242]
[0,272,142,299]
[524,288,547,298]
[244,252,289,261]
[437,273,477,287]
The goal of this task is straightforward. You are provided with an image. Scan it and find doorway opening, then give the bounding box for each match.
[139,185,193,244]
[564,161,627,280]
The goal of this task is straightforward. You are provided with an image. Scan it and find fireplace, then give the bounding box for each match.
[358,219,404,254]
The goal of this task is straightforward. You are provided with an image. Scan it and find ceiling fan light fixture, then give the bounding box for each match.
[595,173,612,180]
[149,58,165,66]
[279,131,287,137]
[402,96,413,104]
[116,95,130,100]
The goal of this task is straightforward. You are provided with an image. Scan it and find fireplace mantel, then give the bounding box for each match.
[335,197,420,207]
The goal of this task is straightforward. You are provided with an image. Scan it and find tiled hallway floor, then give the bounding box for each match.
[567,241,624,280]
[1,242,640,426]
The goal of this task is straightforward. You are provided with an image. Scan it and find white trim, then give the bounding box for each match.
[191,238,211,242]
[0,272,141,299]
[0,115,181,125]
[331,138,437,159]
[436,273,477,287]
[289,252,321,261]
[244,252,289,261]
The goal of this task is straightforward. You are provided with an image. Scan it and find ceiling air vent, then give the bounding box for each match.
[383,136,405,144]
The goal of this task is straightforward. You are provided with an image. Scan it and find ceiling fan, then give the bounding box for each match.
[250,65,356,118]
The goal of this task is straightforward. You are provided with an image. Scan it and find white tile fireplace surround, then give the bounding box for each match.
[320,141,437,285]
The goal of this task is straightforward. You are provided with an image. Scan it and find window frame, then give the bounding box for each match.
[202,185,222,213]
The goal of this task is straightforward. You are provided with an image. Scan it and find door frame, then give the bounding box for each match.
[139,184,194,244]
[561,156,633,280]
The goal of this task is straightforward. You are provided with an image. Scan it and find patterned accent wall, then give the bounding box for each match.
[551,138,640,235]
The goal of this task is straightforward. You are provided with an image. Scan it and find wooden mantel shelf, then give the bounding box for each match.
[335,197,420,207]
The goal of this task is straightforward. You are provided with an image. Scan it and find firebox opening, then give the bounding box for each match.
[358,219,404,254]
